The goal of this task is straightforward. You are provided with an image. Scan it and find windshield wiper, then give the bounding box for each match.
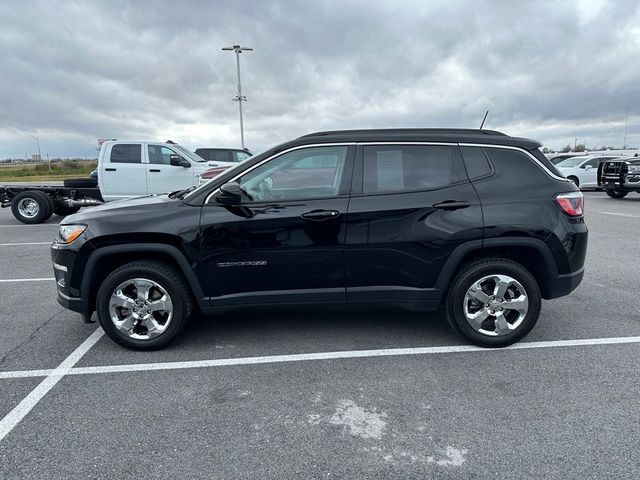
[168,186,196,199]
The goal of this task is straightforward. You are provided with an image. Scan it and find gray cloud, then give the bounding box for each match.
[1,0,639,158]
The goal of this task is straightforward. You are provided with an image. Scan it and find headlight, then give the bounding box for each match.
[58,224,87,244]
[627,165,640,174]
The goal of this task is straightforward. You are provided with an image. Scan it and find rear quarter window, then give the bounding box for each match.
[483,148,554,186]
[110,144,141,163]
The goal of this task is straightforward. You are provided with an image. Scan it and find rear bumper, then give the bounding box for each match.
[544,266,585,299]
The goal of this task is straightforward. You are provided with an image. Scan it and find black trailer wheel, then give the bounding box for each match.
[53,204,81,217]
[10,191,54,224]
[63,177,98,188]
[605,189,628,198]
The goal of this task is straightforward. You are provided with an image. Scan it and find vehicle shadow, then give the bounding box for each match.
[175,303,461,354]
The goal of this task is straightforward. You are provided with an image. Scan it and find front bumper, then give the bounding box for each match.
[51,239,95,322]
[601,175,640,190]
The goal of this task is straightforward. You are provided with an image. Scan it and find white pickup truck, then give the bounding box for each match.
[0,140,243,223]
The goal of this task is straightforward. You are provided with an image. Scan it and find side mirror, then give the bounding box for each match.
[216,182,243,205]
[170,154,191,168]
[584,165,592,171]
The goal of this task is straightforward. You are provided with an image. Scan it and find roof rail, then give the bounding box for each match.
[299,128,508,138]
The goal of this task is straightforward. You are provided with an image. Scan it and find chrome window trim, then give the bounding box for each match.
[204,143,355,204]
[204,140,569,204]
[459,143,569,182]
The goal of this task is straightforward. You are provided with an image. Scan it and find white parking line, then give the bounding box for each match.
[598,211,640,218]
[0,224,57,228]
[0,327,103,442]
[0,278,55,283]
[0,242,51,246]
[1,335,639,381]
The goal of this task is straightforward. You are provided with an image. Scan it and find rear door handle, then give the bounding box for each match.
[301,209,340,221]
[105,168,116,172]
[432,200,471,210]
[149,169,161,173]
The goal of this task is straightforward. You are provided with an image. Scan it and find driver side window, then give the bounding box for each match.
[237,146,348,201]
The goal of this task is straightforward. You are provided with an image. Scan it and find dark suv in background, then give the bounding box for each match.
[51,129,587,350]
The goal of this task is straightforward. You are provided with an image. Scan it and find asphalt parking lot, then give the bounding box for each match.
[0,191,639,479]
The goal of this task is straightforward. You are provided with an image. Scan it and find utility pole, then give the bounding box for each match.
[222,45,253,149]
[28,134,48,171]
[623,105,629,149]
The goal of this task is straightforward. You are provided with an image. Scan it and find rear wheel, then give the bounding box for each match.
[96,261,193,350]
[445,258,541,347]
[605,189,628,198]
[10,191,54,224]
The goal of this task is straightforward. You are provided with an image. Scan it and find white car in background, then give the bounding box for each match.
[556,155,620,189]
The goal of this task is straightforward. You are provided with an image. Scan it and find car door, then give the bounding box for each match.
[344,143,483,305]
[196,144,354,306]
[579,157,599,187]
[99,143,147,201]
[145,144,196,195]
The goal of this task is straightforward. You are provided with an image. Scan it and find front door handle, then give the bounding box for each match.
[105,168,116,172]
[301,209,340,221]
[432,200,471,210]
[149,169,161,173]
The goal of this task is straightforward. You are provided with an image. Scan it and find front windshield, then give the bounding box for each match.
[556,157,588,168]
[172,144,208,163]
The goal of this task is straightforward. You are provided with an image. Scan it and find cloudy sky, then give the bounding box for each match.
[1,0,639,158]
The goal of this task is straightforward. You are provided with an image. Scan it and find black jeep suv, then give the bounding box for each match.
[51,129,587,350]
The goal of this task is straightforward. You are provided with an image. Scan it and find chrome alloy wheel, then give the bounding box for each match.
[109,278,174,340]
[17,198,39,218]
[463,274,529,337]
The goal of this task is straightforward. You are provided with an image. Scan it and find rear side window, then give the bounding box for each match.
[363,145,463,194]
[460,147,492,179]
[209,150,233,162]
[110,144,141,164]
[235,151,251,162]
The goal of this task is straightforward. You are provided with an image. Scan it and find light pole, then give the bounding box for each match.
[222,45,253,149]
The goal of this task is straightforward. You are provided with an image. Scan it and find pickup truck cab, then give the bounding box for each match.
[98,141,220,201]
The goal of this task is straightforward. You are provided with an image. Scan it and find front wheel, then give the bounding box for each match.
[445,258,541,347]
[96,261,193,350]
[605,189,628,198]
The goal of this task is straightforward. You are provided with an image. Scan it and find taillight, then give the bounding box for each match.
[555,192,584,216]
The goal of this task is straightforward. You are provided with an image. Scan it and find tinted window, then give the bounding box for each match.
[238,146,348,201]
[110,144,141,164]
[363,145,461,194]
[147,145,175,165]
[209,150,233,162]
[582,158,598,168]
[460,147,492,179]
[484,148,551,185]
[235,151,251,162]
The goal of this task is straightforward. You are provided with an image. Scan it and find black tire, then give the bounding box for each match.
[605,189,628,198]
[53,204,81,217]
[63,177,98,188]
[96,261,193,350]
[10,190,54,224]
[445,257,541,348]
[567,176,579,187]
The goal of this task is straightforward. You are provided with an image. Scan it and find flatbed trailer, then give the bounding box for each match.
[0,182,103,224]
